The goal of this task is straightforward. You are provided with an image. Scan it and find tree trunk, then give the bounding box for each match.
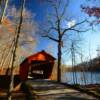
[57,40,62,82]
[73,52,77,84]
[7,0,25,100]
[71,48,75,84]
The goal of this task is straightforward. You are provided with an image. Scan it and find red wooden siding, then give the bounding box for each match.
[19,50,55,81]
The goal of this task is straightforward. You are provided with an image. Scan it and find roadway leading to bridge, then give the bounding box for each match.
[26,79,98,100]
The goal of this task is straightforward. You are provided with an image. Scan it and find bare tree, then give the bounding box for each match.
[70,39,82,84]
[42,0,89,82]
[70,40,77,84]
[88,44,93,84]
[96,46,100,58]
[7,0,25,100]
[0,0,9,23]
[78,50,87,85]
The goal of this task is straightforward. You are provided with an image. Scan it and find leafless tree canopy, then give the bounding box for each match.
[42,0,89,82]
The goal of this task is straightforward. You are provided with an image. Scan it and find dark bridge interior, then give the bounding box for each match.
[29,61,53,79]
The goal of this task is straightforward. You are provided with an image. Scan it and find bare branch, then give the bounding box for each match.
[43,26,58,35]
[62,20,88,35]
[68,28,90,32]
[49,26,58,31]
[54,5,59,20]
[42,35,58,42]
[60,0,69,19]
[46,0,60,20]
[58,0,61,8]
[48,19,54,27]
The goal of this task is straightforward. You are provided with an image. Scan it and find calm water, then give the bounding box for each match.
[62,72,100,85]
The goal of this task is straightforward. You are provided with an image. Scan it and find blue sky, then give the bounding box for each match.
[9,0,100,65]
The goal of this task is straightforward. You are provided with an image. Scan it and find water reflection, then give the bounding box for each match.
[62,72,100,85]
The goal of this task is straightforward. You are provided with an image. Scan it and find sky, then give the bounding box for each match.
[6,0,100,65]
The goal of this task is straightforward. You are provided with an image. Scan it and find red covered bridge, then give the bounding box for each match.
[20,50,56,81]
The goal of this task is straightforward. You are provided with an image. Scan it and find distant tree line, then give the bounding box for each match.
[65,57,100,72]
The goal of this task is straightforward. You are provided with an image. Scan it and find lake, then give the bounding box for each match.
[62,72,100,85]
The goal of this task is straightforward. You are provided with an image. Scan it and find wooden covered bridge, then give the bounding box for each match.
[20,50,56,81]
